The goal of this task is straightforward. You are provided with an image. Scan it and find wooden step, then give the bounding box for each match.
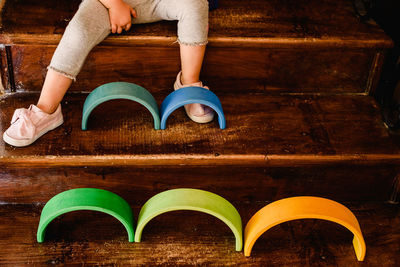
[0,0,391,46]
[1,92,399,166]
[0,0,393,94]
[1,92,399,204]
[1,164,397,204]
[0,201,398,265]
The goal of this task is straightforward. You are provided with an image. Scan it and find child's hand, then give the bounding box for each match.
[100,0,137,34]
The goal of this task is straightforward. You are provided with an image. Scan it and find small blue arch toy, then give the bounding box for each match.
[160,86,226,130]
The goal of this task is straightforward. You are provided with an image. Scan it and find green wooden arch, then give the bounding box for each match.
[135,188,243,251]
[81,82,160,130]
[37,188,135,242]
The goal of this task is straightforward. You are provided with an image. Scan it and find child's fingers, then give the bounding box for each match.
[130,8,137,18]
[111,24,117,34]
[117,25,123,34]
[125,23,132,31]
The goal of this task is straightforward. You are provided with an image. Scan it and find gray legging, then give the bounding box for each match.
[49,0,209,80]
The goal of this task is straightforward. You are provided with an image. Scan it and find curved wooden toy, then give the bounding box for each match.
[244,196,366,261]
[160,87,226,129]
[135,188,242,251]
[81,82,160,130]
[37,188,135,242]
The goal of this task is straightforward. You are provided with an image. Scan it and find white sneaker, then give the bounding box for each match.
[3,104,64,147]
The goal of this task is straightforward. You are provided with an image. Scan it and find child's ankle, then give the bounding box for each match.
[180,72,200,85]
[36,103,57,115]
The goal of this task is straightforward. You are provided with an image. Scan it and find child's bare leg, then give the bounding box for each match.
[178,44,213,120]
[37,0,135,115]
[37,69,73,114]
[3,0,113,147]
[156,0,212,122]
[35,0,111,114]
[180,44,206,84]
[132,0,209,87]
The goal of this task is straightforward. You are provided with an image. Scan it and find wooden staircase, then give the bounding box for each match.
[1,0,399,265]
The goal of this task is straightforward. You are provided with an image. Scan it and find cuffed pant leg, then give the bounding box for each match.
[48,0,111,80]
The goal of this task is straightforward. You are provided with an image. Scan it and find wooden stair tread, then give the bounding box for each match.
[0,165,396,204]
[0,202,398,265]
[0,0,392,48]
[1,92,399,166]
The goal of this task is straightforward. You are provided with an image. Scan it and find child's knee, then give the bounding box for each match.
[49,0,111,78]
[176,0,209,45]
[68,0,111,41]
[178,0,209,20]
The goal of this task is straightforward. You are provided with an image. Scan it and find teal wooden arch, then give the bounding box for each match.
[81,82,160,130]
[37,188,135,242]
[135,188,242,251]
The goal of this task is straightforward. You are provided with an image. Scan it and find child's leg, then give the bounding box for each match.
[131,0,208,85]
[178,44,214,120]
[37,70,73,114]
[143,0,212,121]
[3,0,113,146]
[39,0,112,114]
[180,44,206,85]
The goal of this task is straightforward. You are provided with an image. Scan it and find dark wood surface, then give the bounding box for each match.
[0,165,397,204]
[0,0,392,48]
[0,202,398,266]
[1,93,399,166]
[8,45,377,94]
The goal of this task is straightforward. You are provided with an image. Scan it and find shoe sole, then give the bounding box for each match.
[3,119,64,147]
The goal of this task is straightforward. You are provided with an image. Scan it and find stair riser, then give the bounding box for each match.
[0,165,396,204]
[2,45,383,94]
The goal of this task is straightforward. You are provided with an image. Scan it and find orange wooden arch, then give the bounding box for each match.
[244,196,366,261]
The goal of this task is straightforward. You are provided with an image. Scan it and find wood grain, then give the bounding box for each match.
[0,0,392,47]
[1,93,399,166]
[0,165,396,204]
[8,45,376,94]
[0,202,398,265]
